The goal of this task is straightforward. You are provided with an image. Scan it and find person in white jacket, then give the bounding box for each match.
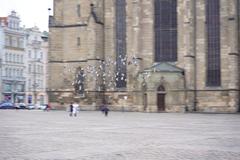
[72,102,79,117]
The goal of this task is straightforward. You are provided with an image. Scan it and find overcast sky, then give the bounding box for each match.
[0,0,53,31]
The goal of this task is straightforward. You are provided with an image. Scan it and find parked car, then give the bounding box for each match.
[26,104,36,110]
[0,102,15,109]
[41,105,47,110]
[37,104,47,110]
[16,103,27,109]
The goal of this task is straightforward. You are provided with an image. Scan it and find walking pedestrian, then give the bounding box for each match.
[69,102,73,116]
[102,104,109,117]
[72,102,79,117]
[45,103,51,111]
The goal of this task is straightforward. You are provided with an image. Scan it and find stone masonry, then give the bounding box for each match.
[48,0,240,113]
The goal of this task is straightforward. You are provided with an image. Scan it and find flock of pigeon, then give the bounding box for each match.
[60,55,151,91]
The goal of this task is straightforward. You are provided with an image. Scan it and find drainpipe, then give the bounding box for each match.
[0,59,2,102]
[193,0,197,111]
[238,0,240,112]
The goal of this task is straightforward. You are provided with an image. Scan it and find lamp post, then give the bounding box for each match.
[0,59,2,102]
[32,58,41,105]
[33,82,39,105]
[10,80,18,104]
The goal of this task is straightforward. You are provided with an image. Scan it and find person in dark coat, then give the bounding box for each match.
[102,104,109,117]
[46,104,51,111]
[69,103,73,116]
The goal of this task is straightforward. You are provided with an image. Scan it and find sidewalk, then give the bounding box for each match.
[0,110,239,160]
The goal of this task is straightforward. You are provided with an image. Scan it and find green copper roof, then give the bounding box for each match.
[144,62,183,72]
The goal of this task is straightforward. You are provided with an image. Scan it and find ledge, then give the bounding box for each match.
[228,52,239,56]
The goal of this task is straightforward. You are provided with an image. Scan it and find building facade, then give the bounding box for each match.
[25,27,48,106]
[0,11,49,106]
[0,11,26,103]
[48,0,240,113]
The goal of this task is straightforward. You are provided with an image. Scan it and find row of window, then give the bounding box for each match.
[26,34,41,42]
[28,50,43,60]
[28,64,44,74]
[5,52,24,63]
[4,68,24,78]
[4,83,24,92]
[8,20,20,30]
[5,35,24,48]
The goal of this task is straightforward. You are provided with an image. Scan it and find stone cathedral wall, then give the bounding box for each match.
[48,0,240,112]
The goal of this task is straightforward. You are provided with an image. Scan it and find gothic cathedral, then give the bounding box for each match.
[48,0,240,113]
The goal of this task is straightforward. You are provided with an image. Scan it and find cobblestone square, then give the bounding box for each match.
[0,110,240,160]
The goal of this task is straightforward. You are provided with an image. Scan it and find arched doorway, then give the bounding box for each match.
[157,85,165,112]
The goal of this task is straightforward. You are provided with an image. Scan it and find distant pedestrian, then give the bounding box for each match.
[45,104,51,111]
[69,103,73,116]
[102,104,109,117]
[72,102,79,117]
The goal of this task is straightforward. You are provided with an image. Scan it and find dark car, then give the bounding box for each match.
[0,102,15,109]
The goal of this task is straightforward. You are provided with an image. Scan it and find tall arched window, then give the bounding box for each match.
[115,0,127,88]
[206,0,221,86]
[154,0,177,62]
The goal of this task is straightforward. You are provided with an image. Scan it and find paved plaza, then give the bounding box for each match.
[0,110,240,160]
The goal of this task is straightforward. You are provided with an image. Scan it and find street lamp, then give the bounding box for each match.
[0,59,2,101]
[32,58,42,105]
[32,82,39,104]
[13,81,17,103]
